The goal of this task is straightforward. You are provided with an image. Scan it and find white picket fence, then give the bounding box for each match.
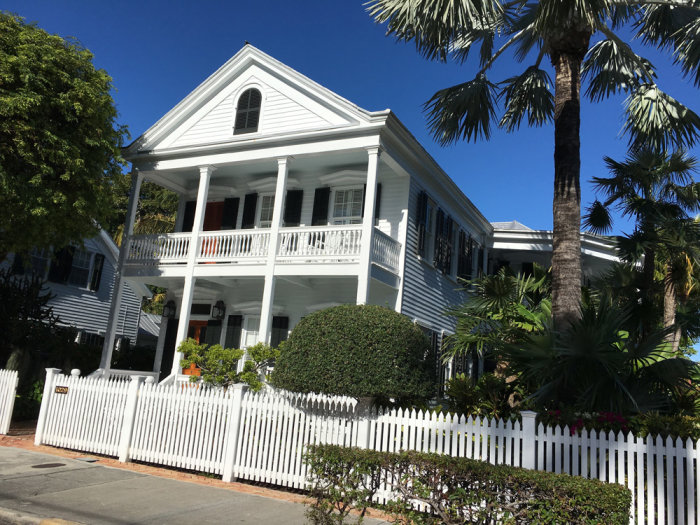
[0,369,19,434]
[34,368,700,525]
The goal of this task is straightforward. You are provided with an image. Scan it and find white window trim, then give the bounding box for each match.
[231,83,266,138]
[331,186,364,225]
[256,193,275,228]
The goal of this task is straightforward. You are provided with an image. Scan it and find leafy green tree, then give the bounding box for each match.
[0,13,127,258]
[179,339,278,391]
[501,298,699,414]
[444,265,551,361]
[584,148,700,350]
[369,0,700,329]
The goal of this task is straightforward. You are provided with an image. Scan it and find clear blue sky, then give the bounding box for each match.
[4,1,699,235]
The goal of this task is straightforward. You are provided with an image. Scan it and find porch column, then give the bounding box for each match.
[356,147,380,304]
[170,165,214,376]
[152,312,169,374]
[259,157,290,345]
[100,169,144,371]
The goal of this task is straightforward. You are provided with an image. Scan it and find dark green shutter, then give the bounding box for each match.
[416,191,427,257]
[225,315,243,349]
[241,193,258,229]
[181,201,196,232]
[221,198,240,230]
[204,320,222,346]
[271,316,289,348]
[283,190,303,226]
[48,247,74,284]
[89,253,105,291]
[311,187,330,226]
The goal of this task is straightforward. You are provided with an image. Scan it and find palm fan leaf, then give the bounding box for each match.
[498,66,553,131]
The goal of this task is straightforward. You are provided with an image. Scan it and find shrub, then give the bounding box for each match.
[179,339,278,391]
[305,445,631,525]
[444,372,524,419]
[270,305,435,401]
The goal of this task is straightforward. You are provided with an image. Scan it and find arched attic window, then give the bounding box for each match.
[234,88,262,135]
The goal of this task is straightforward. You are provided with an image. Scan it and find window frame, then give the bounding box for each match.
[331,186,364,225]
[257,193,275,228]
[233,87,264,136]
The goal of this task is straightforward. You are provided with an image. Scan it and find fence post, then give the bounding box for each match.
[521,410,537,469]
[34,368,61,446]
[355,397,374,449]
[222,383,248,482]
[118,375,146,462]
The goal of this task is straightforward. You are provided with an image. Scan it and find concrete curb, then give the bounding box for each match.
[0,506,82,525]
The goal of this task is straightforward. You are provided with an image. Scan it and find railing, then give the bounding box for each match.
[126,233,190,264]
[197,230,270,263]
[371,229,401,273]
[276,225,363,262]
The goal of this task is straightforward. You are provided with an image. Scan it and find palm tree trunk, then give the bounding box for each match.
[550,37,589,330]
[663,264,681,353]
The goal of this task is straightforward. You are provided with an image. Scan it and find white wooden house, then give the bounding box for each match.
[97,45,616,382]
[9,230,150,347]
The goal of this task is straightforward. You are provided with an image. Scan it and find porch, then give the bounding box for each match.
[123,225,401,274]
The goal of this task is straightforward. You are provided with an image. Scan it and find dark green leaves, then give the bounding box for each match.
[582,37,655,102]
[624,84,700,151]
[499,66,553,131]
[583,199,613,234]
[675,17,700,87]
[425,73,498,144]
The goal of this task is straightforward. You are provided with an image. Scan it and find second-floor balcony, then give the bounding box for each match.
[124,226,401,274]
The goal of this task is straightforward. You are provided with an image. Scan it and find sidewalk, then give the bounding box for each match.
[0,429,388,525]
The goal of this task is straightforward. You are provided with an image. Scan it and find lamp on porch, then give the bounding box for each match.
[162,300,176,319]
[212,300,226,320]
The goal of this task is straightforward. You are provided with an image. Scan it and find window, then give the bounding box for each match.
[67,249,91,287]
[30,248,51,276]
[332,188,363,225]
[234,88,262,135]
[258,195,275,228]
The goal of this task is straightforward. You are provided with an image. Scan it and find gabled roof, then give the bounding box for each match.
[125,44,390,157]
[491,220,534,231]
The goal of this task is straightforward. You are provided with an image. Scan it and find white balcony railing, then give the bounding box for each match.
[126,233,191,264]
[197,230,270,263]
[277,225,363,262]
[371,229,401,273]
[124,226,401,274]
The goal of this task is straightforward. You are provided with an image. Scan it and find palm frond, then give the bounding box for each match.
[582,36,655,102]
[498,66,553,131]
[674,17,700,87]
[583,200,614,234]
[424,73,498,144]
[634,2,699,50]
[367,0,504,62]
[624,84,700,151]
[532,0,614,37]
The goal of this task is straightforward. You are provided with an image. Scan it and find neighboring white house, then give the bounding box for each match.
[97,45,617,383]
[8,230,150,348]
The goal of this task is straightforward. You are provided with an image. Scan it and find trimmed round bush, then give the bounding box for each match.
[271,305,436,400]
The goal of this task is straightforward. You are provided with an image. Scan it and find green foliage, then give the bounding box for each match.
[445,372,523,420]
[179,339,278,391]
[0,13,127,256]
[445,264,551,360]
[305,445,631,525]
[501,299,699,414]
[13,380,44,420]
[270,305,436,401]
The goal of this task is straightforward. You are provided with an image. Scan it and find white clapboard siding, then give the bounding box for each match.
[0,369,19,435]
[34,372,700,525]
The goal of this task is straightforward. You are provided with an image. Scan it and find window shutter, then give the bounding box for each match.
[445,217,454,274]
[241,193,258,229]
[374,183,382,221]
[225,315,243,349]
[478,246,485,276]
[433,209,445,268]
[234,88,262,134]
[48,247,74,284]
[221,198,240,230]
[416,191,427,257]
[204,320,222,346]
[283,190,303,226]
[181,201,196,232]
[89,253,105,291]
[311,187,330,226]
[457,231,466,279]
[271,316,289,348]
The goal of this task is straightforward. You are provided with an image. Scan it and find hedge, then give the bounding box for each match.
[271,305,435,400]
[304,444,631,525]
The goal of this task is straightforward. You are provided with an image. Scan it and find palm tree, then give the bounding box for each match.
[584,148,700,350]
[368,0,700,330]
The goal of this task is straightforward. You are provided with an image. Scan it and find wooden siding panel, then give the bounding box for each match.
[171,84,331,148]
[400,178,474,334]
